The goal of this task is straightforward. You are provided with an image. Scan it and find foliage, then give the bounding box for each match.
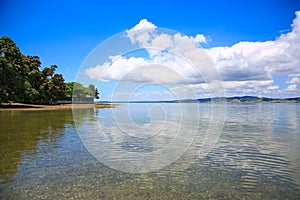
[0,36,100,104]
[65,82,75,98]
[89,84,100,99]
[67,82,100,100]
[0,36,27,103]
[229,99,241,103]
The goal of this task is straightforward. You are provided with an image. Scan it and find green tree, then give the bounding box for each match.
[65,82,75,98]
[0,36,101,105]
[0,36,67,104]
[38,65,66,104]
[0,36,28,103]
[88,84,100,99]
[22,55,43,102]
[68,82,100,101]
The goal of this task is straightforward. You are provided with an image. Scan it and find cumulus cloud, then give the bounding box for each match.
[86,18,215,85]
[206,11,300,86]
[86,12,300,98]
[286,84,298,91]
[126,19,157,46]
[85,52,205,84]
[284,74,300,94]
[130,19,157,30]
[286,77,300,84]
[191,34,207,44]
[169,78,297,99]
[108,90,178,101]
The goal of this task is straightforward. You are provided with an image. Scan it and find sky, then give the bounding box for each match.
[1,0,300,100]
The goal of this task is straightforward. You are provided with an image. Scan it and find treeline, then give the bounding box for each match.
[0,36,99,104]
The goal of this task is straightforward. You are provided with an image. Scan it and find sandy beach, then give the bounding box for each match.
[0,103,118,111]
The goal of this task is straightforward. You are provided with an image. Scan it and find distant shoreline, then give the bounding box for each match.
[1,96,299,111]
[97,96,300,104]
[0,103,118,111]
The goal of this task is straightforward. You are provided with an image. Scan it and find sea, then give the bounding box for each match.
[0,103,299,199]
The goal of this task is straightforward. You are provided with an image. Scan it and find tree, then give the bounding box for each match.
[0,36,28,103]
[88,84,100,99]
[95,88,100,99]
[65,82,75,98]
[0,36,67,104]
[66,82,100,100]
[0,36,101,105]
[38,65,66,104]
[22,55,43,102]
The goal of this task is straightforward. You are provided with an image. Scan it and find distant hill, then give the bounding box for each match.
[176,96,300,103]
[97,96,300,103]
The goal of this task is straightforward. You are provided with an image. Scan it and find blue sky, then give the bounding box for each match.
[1,0,300,100]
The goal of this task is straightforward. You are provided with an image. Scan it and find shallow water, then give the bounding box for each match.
[0,103,300,199]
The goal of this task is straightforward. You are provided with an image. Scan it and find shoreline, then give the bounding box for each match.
[0,103,118,111]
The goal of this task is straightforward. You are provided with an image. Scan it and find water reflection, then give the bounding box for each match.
[0,110,74,184]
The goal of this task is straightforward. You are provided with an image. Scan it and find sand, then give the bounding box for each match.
[0,103,118,111]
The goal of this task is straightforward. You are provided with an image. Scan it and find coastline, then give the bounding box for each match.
[0,103,118,111]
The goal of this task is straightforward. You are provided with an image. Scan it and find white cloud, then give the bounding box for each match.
[151,33,174,49]
[267,85,280,90]
[288,73,300,77]
[86,12,300,99]
[286,77,300,84]
[191,34,207,44]
[283,74,300,95]
[86,22,215,85]
[286,84,298,91]
[207,11,300,83]
[109,90,177,101]
[126,19,157,46]
[85,52,204,84]
[130,19,157,30]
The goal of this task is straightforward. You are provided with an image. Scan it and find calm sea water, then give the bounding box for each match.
[0,103,299,199]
